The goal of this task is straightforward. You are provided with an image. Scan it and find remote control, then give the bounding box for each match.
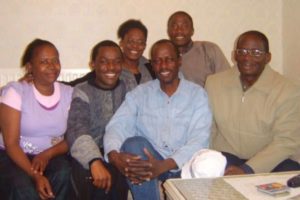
[287,174,300,188]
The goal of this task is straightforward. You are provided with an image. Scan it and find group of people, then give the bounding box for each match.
[0,10,300,200]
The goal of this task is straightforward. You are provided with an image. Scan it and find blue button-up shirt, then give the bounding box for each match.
[104,78,212,168]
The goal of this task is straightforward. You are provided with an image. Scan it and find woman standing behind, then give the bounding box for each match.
[0,39,73,200]
[118,19,155,90]
[67,19,155,89]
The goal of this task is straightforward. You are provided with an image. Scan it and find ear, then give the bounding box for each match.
[233,50,238,62]
[119,40,124,49]
[25,62,32,74]
[231,50,237,64]
[167,27,171,38]
[191,28,194,37]
[89,61,95,70]
[265,52,271,64]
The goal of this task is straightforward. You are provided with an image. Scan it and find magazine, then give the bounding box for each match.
[256,182,290,196]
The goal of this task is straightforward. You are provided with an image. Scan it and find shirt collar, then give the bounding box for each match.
[154,77,185,98]
[226,65,274,94]
[250,65,275,93]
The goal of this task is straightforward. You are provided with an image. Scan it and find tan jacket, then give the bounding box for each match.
[205,66,300,173]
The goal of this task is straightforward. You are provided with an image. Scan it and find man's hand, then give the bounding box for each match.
[125,156,152,184]
[108,150,148,184]
[224,165,246,176]
[142,148,165,179]
[109,149,177,184]
[33,173,55,200]
[108,150,141,174]
[31,151,51,175]
[126,148,177,183]
[124,148,168,183]
[90,159,111,193]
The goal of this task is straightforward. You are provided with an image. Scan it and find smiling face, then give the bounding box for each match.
[120,28,146,62]
[151,41,181,90]
[167,13,194,48]
[91,46,122,89]
[235,33,271,81]
[27,44,61,86]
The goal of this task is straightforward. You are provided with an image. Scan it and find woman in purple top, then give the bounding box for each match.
[0,39,73,200]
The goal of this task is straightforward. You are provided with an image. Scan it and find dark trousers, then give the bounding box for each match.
[222,151,300,172]
[0,149,71,200]
[69,158,128,200]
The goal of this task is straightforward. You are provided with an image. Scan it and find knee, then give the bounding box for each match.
[272,159,300,172]
[50,156,71,181]
[47,162,71,186]
[56,165,71,183]
[10,173,34,188]
[121,136,152,155]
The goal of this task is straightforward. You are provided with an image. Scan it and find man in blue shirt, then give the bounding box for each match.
[104,39,212,200]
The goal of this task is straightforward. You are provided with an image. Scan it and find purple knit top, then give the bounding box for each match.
[0,81,73,154]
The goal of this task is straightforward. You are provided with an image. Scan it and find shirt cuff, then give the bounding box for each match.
[88,157,102,169]
[240,163,255,174]
[70,135,103,169]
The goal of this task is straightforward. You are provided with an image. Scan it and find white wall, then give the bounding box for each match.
[283,0,300,82]
[0,0,286,77]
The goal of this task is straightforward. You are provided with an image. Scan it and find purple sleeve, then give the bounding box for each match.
[2,86,21,110]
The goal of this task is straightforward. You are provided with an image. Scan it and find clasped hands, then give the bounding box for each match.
[109,148,163,185]
[30,151,55,199]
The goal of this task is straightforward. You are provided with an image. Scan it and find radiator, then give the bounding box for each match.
[0,68,90,87]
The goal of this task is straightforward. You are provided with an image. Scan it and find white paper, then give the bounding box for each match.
[224,173,300,200]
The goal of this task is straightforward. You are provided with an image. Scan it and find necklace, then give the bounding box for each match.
[37,100,60,110]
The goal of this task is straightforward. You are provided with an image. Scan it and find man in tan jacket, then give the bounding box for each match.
[206,30,300,175]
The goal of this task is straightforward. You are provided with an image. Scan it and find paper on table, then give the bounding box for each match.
[224,173,300,200]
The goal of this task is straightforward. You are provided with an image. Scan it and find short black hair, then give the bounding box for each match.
[167,11,194,29]
[21,39,57,67]
[237,30,269,52]
[91,40,122,62]
[117,19,148,40]
[150,39,180,59]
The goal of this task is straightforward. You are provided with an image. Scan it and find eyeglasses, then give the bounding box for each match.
[126,39,146,47]
[235,49,266,57]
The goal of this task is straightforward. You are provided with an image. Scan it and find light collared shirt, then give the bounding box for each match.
[104,78,212,169]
